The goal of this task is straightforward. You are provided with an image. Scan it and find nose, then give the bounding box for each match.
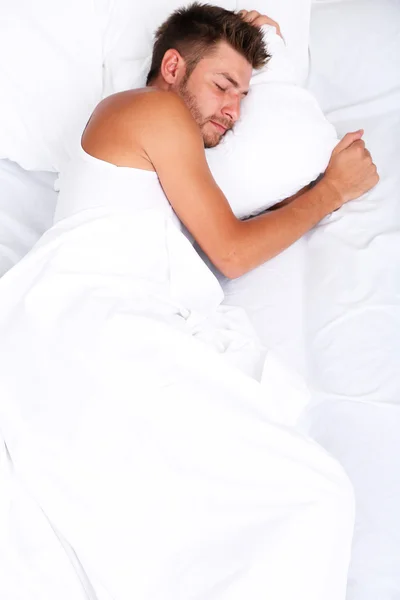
[222,94,241,124]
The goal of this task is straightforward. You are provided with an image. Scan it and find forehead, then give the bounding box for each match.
[198,41,253,86]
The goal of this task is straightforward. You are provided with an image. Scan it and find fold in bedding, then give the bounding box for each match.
[0,159,57,276]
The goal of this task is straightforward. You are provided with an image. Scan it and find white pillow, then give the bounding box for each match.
[235,0,312,85]
[0,0,105,172]
[207,25,338,219]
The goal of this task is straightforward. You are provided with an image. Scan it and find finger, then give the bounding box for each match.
[332,130,364,155]
[243,10,261,22]
[269,19,282,38]
[252,15,273,27]
[253,15,281,34]
[237,9,248,17]
[352,140,366,151]
[268,20,283,39]
[371,170,380,185]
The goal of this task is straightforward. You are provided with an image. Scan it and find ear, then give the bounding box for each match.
[160,49,186,85]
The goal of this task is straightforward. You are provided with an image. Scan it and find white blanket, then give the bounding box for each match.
[0,203,354,599]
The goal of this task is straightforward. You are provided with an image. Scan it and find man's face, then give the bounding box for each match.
[176,42,252,148]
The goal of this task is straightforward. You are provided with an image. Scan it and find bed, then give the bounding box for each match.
[0,0,399,598]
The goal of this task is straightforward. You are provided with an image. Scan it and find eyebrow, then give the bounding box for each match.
[217,72,249,96]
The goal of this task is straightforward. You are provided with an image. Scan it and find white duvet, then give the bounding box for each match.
[0,195,354,599]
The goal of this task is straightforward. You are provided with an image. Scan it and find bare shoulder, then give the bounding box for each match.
[88,88,190,122]
[82,89,201,169]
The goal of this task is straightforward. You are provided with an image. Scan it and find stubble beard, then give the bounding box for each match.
[177,79,231,149]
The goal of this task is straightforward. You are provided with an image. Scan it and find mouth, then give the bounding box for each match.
[210,121,228,134]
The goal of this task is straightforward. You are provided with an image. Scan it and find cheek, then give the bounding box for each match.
[187,77,221,119]
[191,80,216,110]
[202,92,222,118]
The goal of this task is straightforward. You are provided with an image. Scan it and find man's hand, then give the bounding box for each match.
[238,9,283,39]
[323,130,380,210]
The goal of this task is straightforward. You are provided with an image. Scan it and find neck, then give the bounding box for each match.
[147,78,170,92]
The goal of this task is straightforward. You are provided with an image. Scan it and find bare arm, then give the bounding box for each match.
[229,181,333,270]
[259,181,315,214]
[142,94,378,278]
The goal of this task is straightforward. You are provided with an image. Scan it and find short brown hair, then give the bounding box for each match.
[146,3,270,85]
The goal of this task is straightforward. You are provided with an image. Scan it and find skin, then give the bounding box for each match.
[238,9,283,38]
[82,11,379,279]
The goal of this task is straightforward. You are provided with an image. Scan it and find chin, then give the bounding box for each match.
[201,122,223,149]
[203,134,221,149]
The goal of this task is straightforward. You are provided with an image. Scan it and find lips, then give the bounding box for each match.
[210,121,228,134]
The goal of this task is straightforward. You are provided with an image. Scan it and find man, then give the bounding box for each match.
[0,5,374,599]
[82,3,379,279]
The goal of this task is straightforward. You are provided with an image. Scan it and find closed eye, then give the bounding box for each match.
[215,83,227,92]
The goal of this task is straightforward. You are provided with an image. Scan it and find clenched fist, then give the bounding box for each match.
[324,130,380,210]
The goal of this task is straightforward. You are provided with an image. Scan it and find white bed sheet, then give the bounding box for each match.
[302,1,400,597]
[305,103,400,407]
[303,97,400,600]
